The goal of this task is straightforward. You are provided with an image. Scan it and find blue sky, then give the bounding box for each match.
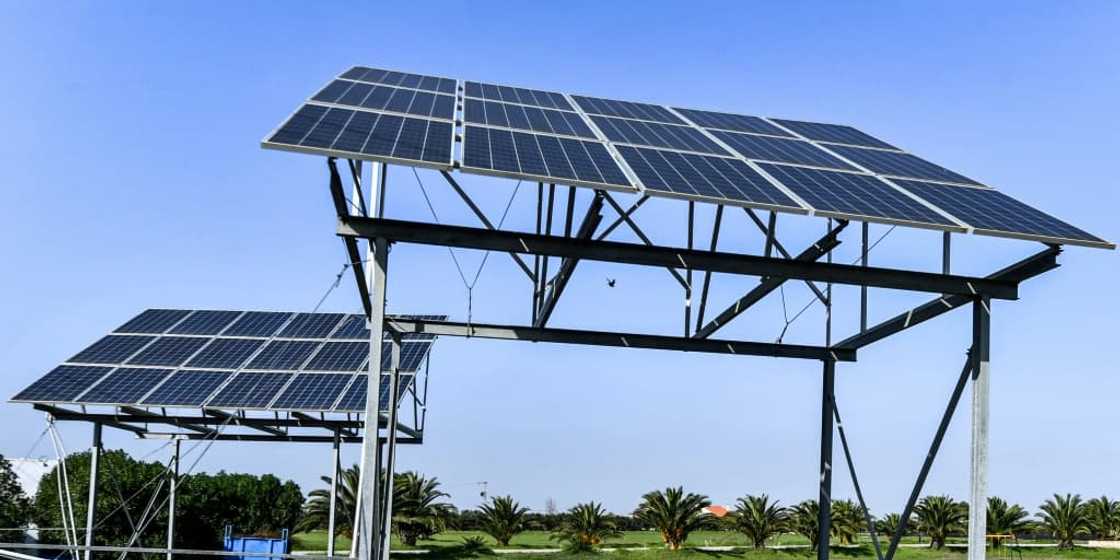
[1,1,1117,518]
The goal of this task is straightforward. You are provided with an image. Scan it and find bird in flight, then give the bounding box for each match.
[606,278,616,288]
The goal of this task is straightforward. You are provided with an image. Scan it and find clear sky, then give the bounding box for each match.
[1,1,1117,519]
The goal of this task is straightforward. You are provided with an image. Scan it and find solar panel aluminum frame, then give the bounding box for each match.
[260,74,458,171]
[341,67,459,95]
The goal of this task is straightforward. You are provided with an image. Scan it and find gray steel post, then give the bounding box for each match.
[83,423,101,560]
[861,222,868,332]
[968,298,991,560]
[167,439,179,560]
[327,432,341,557]
[943,232,952,274]
[379,339,403,560]
[818,359,835,560]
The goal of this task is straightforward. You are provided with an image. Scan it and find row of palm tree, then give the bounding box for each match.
[299,471,1120,552]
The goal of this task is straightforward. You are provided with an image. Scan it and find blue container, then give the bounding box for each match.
[223,525,290,560]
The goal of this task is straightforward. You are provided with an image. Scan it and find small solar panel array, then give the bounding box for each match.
[11,309,441,413]
[262,65,1112,249]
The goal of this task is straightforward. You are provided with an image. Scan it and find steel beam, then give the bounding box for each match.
[439,170,536,281]
[358,233,389,560]
[338,216,1019,299]
[833,402,882,560]
[694,222,845,339]
[121,406,216,436]
[83,424,101,560]
[600,192,690,289]
[205,409,286,437]
[327,432,340,557]
[385,317,855,361]
[596,195,649,241]
[968,298,991,560]
[379,338,402,560]
[694,205,723,333]
[744,208,829,304]
[535,193,604,327]
[328,158,373,318]
[834,246,1059,350]
[167,440,179,560]
[818,360,835,560]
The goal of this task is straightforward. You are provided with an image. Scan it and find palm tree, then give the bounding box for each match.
[551,502,621,552]
[732,494,788,549]
[633,486,712,550]
[829,500,866,545]
[478,495,529,547]
[789,500,821,551]
[1086,496,1120,540]
[986,497,1030,547]
[913,495,967,549]
[877,513,910,540]
[392,471,456,546]
[1038,493,1092,549]
[296,464,360,537]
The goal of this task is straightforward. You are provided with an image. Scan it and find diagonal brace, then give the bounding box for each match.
[832,400,883,560]
[694,221,846,339]
[744,208,829,304]
[438,170,536,282]
[535,193,604,327]
[600,192,689,290]
[328,158,373,318]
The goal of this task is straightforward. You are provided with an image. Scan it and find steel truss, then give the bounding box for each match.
[325,157,1061,560]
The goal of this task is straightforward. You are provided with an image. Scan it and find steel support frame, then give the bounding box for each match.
[83,424,101,560]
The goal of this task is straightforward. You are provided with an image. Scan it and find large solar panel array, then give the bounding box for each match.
[262,65,1112,249]
[10,309,442,413]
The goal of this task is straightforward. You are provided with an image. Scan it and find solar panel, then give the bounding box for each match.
[826,145,979,185]
[461,125,635,192]
[70,335,155,364]
[590,115,728,156]
[333,374,414,413]
[571,95,686,125]
[223,311,292,337]
[616,146,803,212]
[711,131,857,171]
[263,104,454,169]
[186,338,265,369]
[270,373,354,410]
[312,79,456,120]
[114,309,191,334]
[141,370,231,407]
[247,340,320,370]
[757,163,960,229]
[11,366,112,402]
[77,368,173,404]
[464,81,573,111]
[341,66,457,94]
[305,341,367,371]
[331,315,369,339]
[169,310,242,335]
[377,340,433,372]
[126,336,209,367]
[770,119,897,150]
[673,108,793,137]
[205,372,292,409]
[463,98,596,139]
[890,179,1111,247]
[279,313,345,338]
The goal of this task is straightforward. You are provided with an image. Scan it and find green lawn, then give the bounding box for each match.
[291,530,1120,560]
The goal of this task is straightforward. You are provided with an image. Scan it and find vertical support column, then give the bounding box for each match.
[327,432,341,557]
[943,232,952,274]
[860,222,868,332]
[379,338,403,560]
[685,201,694,337]
[167,439,179,560]
[83,424,102,560]
[968,297,991,560]
[818,359,835,560]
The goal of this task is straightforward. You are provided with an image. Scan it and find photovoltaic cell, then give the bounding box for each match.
[462,126,634,191]
[142,370,231,407]
[206,372,292,408]
[186,338,265,369]
[376,340,433,372]
[264,104,454,167]
[304,342,367,371]
[168,310,242,335]
[616,146,801,210]
[711,131,857,171]
[826,145,980,185]
[463,81,573,111]
[247,340,320,370]
[279,313,345,338]
[758,163,958,227]
[331,315,369,339]
[114,309,191,334]
[341,66,456,94]
[590,115,728,155]
[674,108,792,137]
[571,95,685,125]
[11,366,113,402]
[312,79,456,120]
[890,179,1109,246]
[770,119,897,150]
[77,368,173,404]
[126,337,209,367]
[70,335,154,364]
[333,374,414,413]
[270,373,353,410]
[462,99,595,139]
[223,311,292,337]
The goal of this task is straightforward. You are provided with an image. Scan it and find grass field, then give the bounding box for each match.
[290,530,1120,560]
